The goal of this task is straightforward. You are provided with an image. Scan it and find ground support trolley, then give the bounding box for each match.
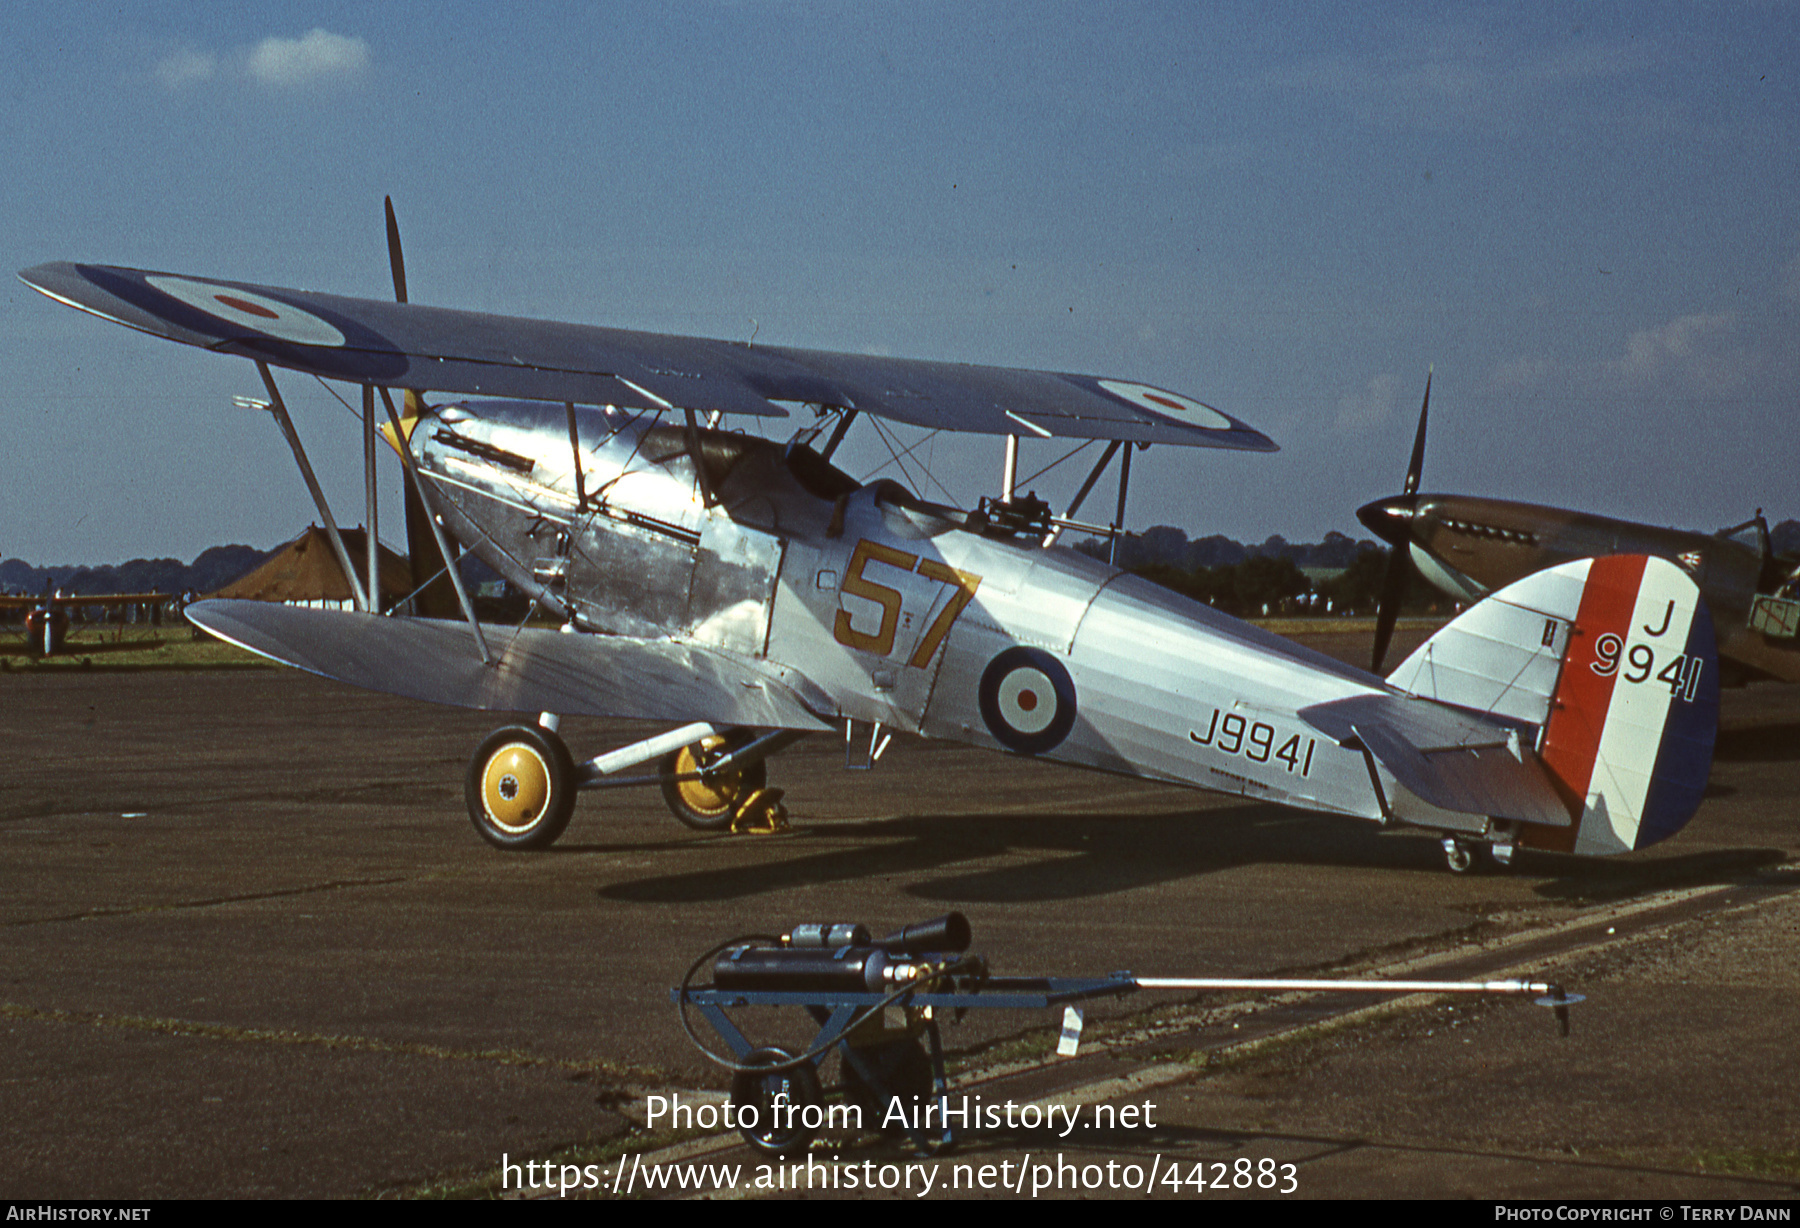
[674,913,1579,1160]
[675,974,1138,1158]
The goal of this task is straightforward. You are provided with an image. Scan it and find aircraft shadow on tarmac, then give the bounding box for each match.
[595,803,1409,904]
[1713,719,1800,764]
[592,805,1785,906]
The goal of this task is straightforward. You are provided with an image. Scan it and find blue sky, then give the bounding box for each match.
[3,2,1795,565]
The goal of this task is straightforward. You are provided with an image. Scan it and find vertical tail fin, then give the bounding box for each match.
[1387,555,1718,854]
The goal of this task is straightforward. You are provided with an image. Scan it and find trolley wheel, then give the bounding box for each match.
[842,1039,937,1141]
[465,725,577,851]
[729,1047,822,1159]
[660,733,767,831]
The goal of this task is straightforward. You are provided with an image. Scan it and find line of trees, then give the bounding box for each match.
[1128,549,1441,619]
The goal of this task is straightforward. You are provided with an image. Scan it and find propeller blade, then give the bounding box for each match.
[1370,542,1413,673]
[385,195,408,305]
[1371,368,1433,671]
[1402,367,1430,497]
[381,196,459,616]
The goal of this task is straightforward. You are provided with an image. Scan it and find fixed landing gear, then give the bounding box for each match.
[465,724,577,850]
[461,719,796,849]
[660,732,776,832]
[1440,834,1518,874]
[1442,836,1476,874]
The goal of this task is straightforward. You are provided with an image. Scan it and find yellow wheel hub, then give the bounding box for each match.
[481,743,553,832]
[671,737,746,819]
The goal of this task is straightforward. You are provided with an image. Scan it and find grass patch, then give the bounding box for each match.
[1687,1149,1800,1179]
[0,627,271,670]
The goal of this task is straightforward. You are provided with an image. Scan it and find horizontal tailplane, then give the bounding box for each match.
[1387,556,1718,854]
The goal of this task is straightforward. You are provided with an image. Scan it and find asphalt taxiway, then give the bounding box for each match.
[1,634,1796,1199]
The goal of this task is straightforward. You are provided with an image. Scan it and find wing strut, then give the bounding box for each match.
[683,409,716,508]
[564,402,588,510]
[1109,443,1135,566]
[254,362,370,614]
[613,376,717,508]
[818,408,857,461]
[377,386,491,664]
[1041,440,1123,547]
[362,385,381,610]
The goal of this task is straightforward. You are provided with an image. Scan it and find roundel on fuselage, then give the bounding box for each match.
[978,646,1078,755]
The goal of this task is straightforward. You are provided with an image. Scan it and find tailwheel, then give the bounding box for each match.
[1441,836,1476,874]
[465,725,577,850]
[730,1047,822,1159]
[660,733,769,831]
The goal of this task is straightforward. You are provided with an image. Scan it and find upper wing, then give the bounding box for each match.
[186,599,836,730]
[20,261,1276,452]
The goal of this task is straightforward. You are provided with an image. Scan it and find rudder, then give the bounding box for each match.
[1386,555,1718,855]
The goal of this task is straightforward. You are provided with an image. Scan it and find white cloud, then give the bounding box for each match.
[155,48,216,89]
[246,29,371,87]
[1265,21,1656,136]
[1614,313,1738,385]
[153,29,371,91]
[1489,313,1755,399]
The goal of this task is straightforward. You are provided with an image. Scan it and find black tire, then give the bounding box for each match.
[729,1047,822,1158]
[659,732,767,831]
[465,725,577,850]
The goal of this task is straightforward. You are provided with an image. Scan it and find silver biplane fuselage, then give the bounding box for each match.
[423,399,1407,824]
[18,254,1721,872]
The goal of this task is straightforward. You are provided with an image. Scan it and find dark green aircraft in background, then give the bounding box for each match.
[1357,376,1800,684]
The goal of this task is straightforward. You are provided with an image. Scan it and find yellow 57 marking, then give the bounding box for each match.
[833,539,982,668]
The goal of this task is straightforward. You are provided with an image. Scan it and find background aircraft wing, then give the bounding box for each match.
[20,262,1276,451]
[186,599,836,730]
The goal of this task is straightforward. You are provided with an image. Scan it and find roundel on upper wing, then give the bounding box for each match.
[145,275,346,347]
[978,646,1078,755]
[1097,379,1233,431]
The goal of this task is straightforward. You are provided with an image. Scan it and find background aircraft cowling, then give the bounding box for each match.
[1357,377,1800,684]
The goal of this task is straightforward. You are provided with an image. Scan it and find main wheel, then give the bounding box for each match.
[465,725,577,850]
[729,1047,822,1158]
[660,733,767,831]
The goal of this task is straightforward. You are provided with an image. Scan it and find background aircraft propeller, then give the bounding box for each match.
[1358,370,1431,673]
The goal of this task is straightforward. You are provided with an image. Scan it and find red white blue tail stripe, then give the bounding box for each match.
[1534,556,1718,854]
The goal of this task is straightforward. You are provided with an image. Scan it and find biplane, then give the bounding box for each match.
[0,587,171,656]
[1358,375,1800,683]
[19,212,1721,872]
